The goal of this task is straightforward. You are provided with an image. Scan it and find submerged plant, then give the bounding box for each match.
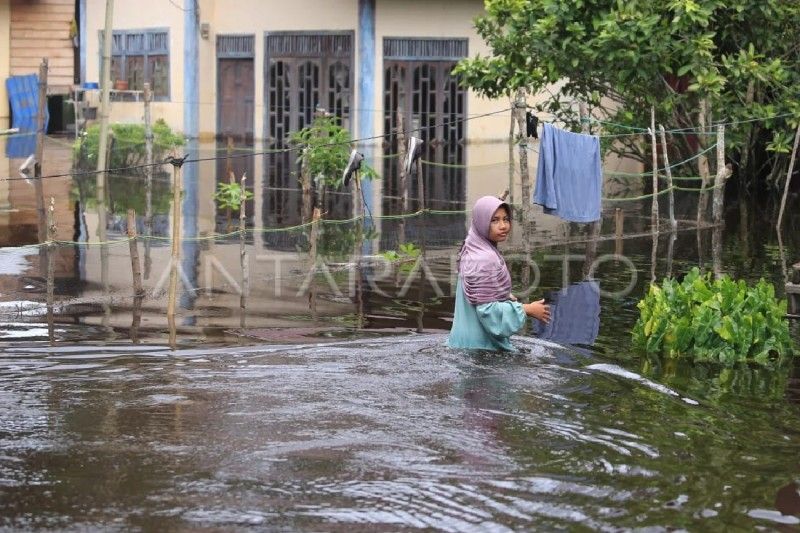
[289,114,377,189]
[73,119,184,170]
[214,182,253,211]
[381,242,422,274]
[632,268,795,366]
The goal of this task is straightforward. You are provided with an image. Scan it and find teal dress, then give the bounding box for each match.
[447,277,527,351]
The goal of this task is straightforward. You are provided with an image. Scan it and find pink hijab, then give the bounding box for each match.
[458,196,512,305]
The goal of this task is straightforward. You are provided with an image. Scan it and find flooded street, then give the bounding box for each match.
[1,138,800,529]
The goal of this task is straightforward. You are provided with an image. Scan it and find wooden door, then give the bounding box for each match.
[217,58,255,142]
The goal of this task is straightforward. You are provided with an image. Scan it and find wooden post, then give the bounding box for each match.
[650,106,659,229]
[167,161,183,349]
[514,89,531,215]
[614,208,624,258]
[239,173,249,329]
[712,125,731,226]
[580,101,602,260]
[46,197,56,345]
[416,156,425,212]
[658,125,677,230]
[415,155,427,334]
[127,209,143,343]
[650,226,658,283]
[73,85,82,142]
[308,207,321,321]
[143,82,153,279]
[777,121,800,230]
[34,59,48,243]
[712,225,723,279]
[96,0,114,245]
[226,135,234,179]
[301,148,312,223]
[666,231,676,279]
[583,218,600,279]
[127,209,143,296]
[508,96,516,208]
[397,111,408,245]
[696,98,711,226]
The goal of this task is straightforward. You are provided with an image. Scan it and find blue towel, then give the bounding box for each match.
[533,123,602,222]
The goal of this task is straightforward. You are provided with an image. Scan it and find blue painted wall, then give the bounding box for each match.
[358,0,376,235]
[183,0,199,138]
[79,0,87,84]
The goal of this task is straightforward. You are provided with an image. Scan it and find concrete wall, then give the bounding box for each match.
[83,0,514,142]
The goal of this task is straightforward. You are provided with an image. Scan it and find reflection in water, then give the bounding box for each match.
[533,281,601,346]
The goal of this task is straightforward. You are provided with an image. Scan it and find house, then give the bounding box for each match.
[1,0,77,248]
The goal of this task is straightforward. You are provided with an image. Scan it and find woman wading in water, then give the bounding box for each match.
[447,195,550,351]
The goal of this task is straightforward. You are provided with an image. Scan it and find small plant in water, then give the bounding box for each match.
[214,182,253,211]
[632,267,795,366]
[381,242,421,273]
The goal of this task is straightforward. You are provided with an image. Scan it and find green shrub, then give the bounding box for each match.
[632,267,795,366]
[74,119,184,170]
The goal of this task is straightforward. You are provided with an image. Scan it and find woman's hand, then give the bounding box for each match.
[523,299,551,323]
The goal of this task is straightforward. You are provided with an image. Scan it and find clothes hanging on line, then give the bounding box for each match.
[525,112,539,139]
[533,123,602,223]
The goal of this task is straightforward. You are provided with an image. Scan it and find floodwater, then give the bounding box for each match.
[1,138,800,530]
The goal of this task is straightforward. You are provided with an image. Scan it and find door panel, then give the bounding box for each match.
[217,58,255,142]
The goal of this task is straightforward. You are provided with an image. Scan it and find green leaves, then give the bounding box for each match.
[214,182,253,211]
[73,119,184,171]
[289,115,377,189]
[457,0,800,188]
[631,267,795,367]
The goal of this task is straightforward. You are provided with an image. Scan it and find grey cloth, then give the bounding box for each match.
[533,123,602,222]
[532,281,600,346]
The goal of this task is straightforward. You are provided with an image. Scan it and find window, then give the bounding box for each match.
[103,29,170,100]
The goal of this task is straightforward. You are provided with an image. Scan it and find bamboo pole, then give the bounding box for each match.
[46,197,55,346]
[650,107,659,229]
[143,82,153,279]
[777,121,800,231]
[696,98,711,226]
[658,125,677,230]
[167,161,183,349]
[712,125,730,226]
[34,59,48,243]
[514,89,530,215]
[239,173,249,329]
